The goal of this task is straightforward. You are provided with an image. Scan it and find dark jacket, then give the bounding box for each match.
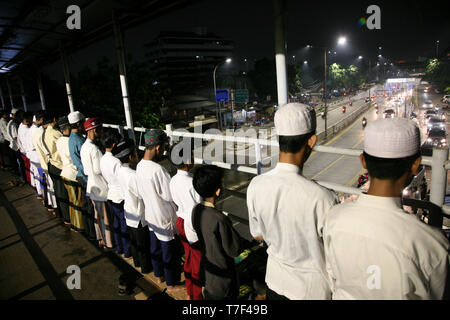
[192,203,242,299]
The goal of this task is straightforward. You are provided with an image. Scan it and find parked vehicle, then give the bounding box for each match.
[383,109,395,119]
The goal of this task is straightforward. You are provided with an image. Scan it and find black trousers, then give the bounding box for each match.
[128,223,152,273]
[266,287,289,300]
[15,150,26,182]
[0,142,14,168]
[48,163,70,222]
[76,176,96,240]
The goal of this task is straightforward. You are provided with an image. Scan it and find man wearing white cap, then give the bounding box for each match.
[323,118,449,300]
[246,103,339,300]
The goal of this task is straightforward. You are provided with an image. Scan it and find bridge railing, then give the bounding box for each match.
[103,123,450,221]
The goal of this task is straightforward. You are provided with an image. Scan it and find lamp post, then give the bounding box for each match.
[213,58,231,131]
[436,40,439,58]
[323,36,346,139]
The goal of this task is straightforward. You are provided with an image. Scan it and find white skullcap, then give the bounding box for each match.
[32,115,36,122]
[68,111,85,124]
[364,118,420,159]
[11,108,19,114]
[274,103,316,136]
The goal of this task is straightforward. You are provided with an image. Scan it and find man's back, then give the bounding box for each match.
[136,159,177,241]
[247,162,339,299]
[192,203,241,299]
[324,194,450,300]
[100,152,123,203]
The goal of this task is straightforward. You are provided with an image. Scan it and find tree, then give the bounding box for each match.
[424,58,450,91]
[71,56,168,129]
[287,64,303,97]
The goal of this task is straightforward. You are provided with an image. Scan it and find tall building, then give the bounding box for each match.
[145,29,234,97]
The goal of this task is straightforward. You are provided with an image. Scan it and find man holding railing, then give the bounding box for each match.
[323,118,450,300]
[246,103,340,300]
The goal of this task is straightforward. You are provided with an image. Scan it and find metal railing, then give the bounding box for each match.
[103,122,450,223]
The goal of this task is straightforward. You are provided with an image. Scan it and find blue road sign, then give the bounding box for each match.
[216,89,229,103]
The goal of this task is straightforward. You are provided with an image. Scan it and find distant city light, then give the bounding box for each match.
[226,58,232,63]
[358,56,363,59]
[304,60,308,64]
[378,54,382,58]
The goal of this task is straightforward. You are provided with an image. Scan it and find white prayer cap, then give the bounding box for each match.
[364,118,420,159]
[11,108,19,114]
[68,111,85,124]
[32,115,36,123]
[274,103,316,136]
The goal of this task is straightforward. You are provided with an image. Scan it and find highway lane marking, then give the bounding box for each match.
[311,136,364,180]
[310,105,375,179]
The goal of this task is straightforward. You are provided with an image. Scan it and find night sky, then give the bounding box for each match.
[43,0,450,80]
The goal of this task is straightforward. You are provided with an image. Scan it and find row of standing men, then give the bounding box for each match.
[0,108,250,300]
[1,103,449,300]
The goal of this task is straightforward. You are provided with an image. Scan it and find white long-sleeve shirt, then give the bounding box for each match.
[56,136,78,181]
[17,123,30,155]
[117,164,147,228]
[32,126,49,171]
[0,118,8,142]
[6,120,18,151]
[80,138,108,201]
[136,159,177,242]
[247,162,339,300]
[169,169,202,244]
[27,124,41,166]
[323,194,450,300]
[100,151,124,204]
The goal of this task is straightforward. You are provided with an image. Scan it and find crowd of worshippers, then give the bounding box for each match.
[0,103,449,300]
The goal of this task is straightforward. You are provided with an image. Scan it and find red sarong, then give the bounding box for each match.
[176,217,203,300]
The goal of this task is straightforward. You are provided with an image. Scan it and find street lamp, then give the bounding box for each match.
[338,37,347,45]
[358,56,363,59]
[304,60,308,64]
[436,40,440,58]
[322,36,347,138]
[213,58,232,130]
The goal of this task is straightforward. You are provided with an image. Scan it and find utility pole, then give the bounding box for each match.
[112,11,134,140]
[273,0,288,107]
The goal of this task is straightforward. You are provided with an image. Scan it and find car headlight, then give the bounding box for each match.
[427,138,432,142]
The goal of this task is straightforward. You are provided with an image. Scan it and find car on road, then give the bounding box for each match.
[427,128,447,146]
[423,99,433,108]
[421,128,448,156]
[383,109,395,119]
[424,109,437,119]
[426,116,446,132]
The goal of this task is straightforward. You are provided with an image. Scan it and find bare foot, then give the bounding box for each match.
[156,276,165,284]
[167,284,185,292]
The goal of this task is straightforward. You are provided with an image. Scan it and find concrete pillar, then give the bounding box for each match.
[60,44,75,113]
[273,0,288,107]
[430,147,449,208]
[19,78,27,112]
[37,71,46,110]
[112,11,134,140]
